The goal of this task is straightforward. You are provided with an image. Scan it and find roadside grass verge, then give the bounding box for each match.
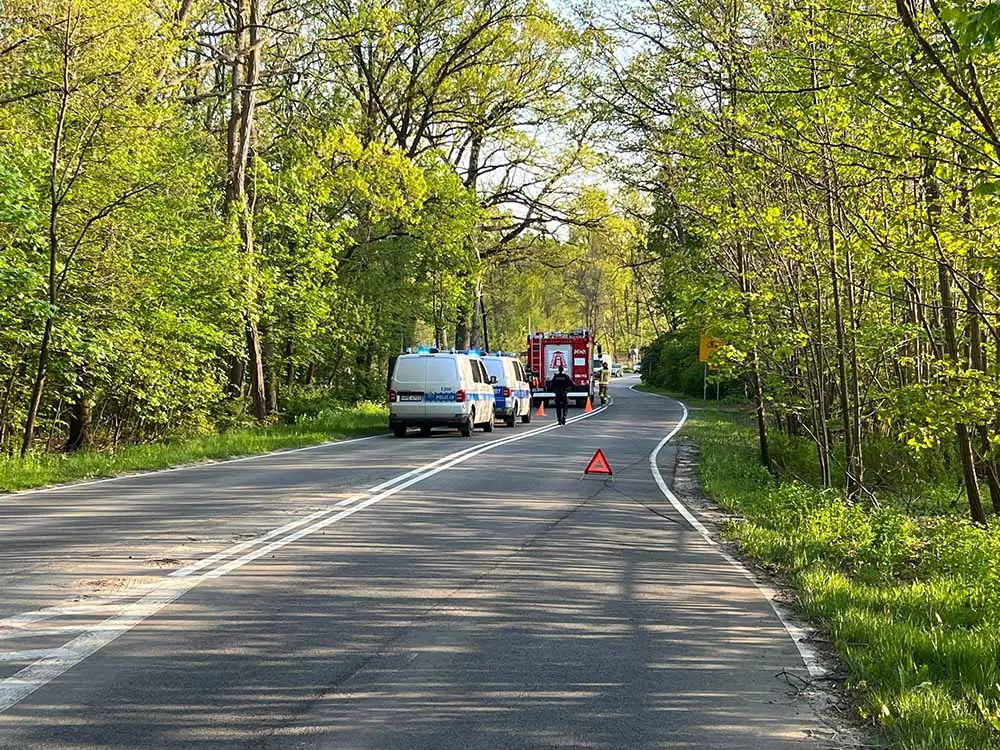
[0,402,387,494]
[683,405,1000,750]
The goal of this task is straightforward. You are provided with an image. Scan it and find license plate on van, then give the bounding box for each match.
[399,393,423,402]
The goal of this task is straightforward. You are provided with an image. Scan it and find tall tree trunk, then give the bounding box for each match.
[283,336,295,388]
[811,256,832,487]
[64,365,93,452]
[262,327,278,415]
[22,18,71,458]
[738,246,772,474]
[224,0,267,420]
[454,309,470,351]
[470,275,484,349]
[808,3,861,496]
[842,226,864,495]
[21,319,53,458]
[463,131,484,351]
[939,261,987,524]
[925,157,986,524]
[480,293,491,352]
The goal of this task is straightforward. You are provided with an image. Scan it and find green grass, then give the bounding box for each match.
[0,402,388,494]
[686,407,1000,749]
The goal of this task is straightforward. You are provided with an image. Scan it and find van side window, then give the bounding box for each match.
[471,360,483,384]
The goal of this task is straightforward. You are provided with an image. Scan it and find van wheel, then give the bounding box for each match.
[505,412,516,427]
[483,414,495,432]
[392,424,407,438]
[460,418,473,438]
[420,426,432,437]
[521,411,531,424]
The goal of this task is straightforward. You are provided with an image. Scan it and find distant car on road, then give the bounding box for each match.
[611,362,623,377]
[591,353,613,379]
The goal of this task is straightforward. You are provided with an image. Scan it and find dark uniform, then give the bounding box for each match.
[550,367,574,425]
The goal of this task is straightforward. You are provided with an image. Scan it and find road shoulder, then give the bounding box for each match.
[670,436,880,749]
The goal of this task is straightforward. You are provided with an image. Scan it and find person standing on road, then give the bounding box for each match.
[550,365,574,425]
[599,361,611,405]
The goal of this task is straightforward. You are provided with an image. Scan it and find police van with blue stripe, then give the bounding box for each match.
[482,354,532,427]
[388,349,496,437]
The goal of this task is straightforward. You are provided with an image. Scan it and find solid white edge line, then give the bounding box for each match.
[635,385,826,678]
[649,402,714,541]
[2,434,386,500]
[0,402,610,712]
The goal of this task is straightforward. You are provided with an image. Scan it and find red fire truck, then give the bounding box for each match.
[527,329,594,407]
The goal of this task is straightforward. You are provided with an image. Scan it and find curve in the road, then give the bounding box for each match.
[635,384,825,678]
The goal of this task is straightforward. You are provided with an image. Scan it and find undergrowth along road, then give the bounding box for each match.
[674,393,1000,750]
[0,403,387,494]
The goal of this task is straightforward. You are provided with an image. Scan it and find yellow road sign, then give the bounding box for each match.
[699,332,723,362]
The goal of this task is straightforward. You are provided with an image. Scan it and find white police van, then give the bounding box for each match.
[388,350,496,437]
[482,354,532,427]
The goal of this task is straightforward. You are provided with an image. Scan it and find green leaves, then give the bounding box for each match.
[948,2,1000,53]
[972,179,1000,196]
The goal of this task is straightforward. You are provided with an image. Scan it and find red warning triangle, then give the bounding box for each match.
[584,448,613,476]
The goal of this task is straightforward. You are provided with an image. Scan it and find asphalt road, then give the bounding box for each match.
[0,378,830,749]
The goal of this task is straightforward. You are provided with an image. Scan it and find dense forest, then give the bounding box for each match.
[0,0,663,456]
[6,0,1000,509]
[608,0,1000,525]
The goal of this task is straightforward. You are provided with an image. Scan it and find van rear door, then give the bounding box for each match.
[392,356,428,419]
[423,356,462,419]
